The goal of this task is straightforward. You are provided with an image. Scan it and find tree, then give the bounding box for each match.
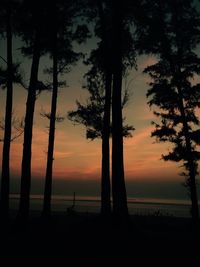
[42,0,84,217]
[68,51,113,217]
[0,1,13,220]
[97,0,113,217]
[68,0,135,219]
[137,0,200,222]
[68,80,134,213]
[0,0,21,220]
[111,0,137,219]
[17,0,49,221]
[111,1,127,218]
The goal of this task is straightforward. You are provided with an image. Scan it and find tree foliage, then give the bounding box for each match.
[139,0,200,219]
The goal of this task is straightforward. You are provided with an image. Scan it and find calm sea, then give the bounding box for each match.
[9,194,195,218]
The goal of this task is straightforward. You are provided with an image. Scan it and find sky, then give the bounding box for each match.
[0,32,200,200]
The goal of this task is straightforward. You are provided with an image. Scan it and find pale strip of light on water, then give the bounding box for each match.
[9,194,196,218]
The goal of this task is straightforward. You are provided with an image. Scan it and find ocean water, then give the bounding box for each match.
[9,194,194,218]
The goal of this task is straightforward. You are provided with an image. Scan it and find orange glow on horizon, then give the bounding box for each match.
[0,56,187,183]
[1,121,179,182]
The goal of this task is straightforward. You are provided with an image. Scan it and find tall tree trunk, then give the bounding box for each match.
[111,2,129,219]
[101,71,112,216]
[18,31,40,221]
[0,4,13,219]
[97,0,112,217]
[42,28,58,217]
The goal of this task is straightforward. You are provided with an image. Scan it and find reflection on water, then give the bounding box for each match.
[10,194,195,218]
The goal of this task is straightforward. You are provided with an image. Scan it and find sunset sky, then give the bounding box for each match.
[0,36,200,200]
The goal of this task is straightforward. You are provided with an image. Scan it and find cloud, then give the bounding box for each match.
[124,125,178,180]
[139,56,158,71]
[54,151,73,159]
[125,126,153,146]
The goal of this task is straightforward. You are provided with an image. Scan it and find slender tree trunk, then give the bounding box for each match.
[18,32,40,221]
[0,4,13,219]
[101,71,112,216]
[176,86,199,222]
[111,2,129,219]
[97,0,112,217]
[189,170,199,222]
[42,29,58,217]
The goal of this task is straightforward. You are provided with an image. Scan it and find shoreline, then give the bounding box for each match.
[9,194,193,206]
[9,195,194,218]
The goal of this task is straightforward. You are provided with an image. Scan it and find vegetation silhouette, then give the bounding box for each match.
[0,0,199,235]
[17,0,50,221]
[0,0,23,220]
[42,0,88,218]
[0,1,14,221]
[68,0,135,219]
[135,0,200,222]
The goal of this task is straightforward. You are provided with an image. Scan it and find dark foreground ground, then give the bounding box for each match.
[1,211,200,265]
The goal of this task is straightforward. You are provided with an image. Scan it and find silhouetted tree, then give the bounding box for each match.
[42,0,84,217]
[110,0,139,219]
[68,0,135,219]
[42,2,59,218]
[0,1,13,220]
[110,0,138,219]
[0,0,22,220]
[96,0,113,217]
[76,0,114,217]
[17,0,49,221]
[136,0,200,221]
[68,81,133,214]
